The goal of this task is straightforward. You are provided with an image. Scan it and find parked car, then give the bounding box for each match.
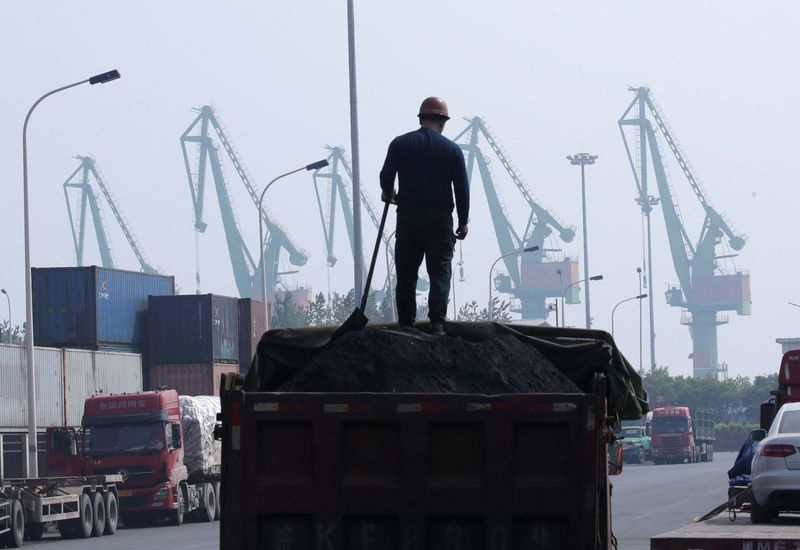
[750,401,800,523]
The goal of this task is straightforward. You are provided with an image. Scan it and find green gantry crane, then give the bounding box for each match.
[181,105,308,299]
[452,117,578,321]
[63,156,158,274]
[619,87,750,378]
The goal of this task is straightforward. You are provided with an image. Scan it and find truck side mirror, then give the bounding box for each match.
[750,429,767,442]
[51,428,77,456]
[608,441,624,476]
[171,423,182,449]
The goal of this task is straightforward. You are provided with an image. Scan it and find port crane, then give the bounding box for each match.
[451,117,578,320]
[181,105,308,299]
[62,156,158,274]
[619,87,750,378]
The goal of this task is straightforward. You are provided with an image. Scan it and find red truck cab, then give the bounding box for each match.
[651,406,695,464]
[48,391,185,524]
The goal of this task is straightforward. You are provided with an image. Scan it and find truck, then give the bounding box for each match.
[760,349,800,431]
[46,390,221,526]
[218,323,648,549]
[620,424,652,464]
[651,407,715,464]
[0,474,120,547]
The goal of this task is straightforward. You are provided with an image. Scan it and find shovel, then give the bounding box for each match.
[331,200,391,340]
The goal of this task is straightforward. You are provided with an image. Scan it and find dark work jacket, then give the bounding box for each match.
[379,127,470,227]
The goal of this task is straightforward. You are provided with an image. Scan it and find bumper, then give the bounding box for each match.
[752,468,800,509]
[652,446,691,459]
[117,483,175,512]
[622,446,644,461]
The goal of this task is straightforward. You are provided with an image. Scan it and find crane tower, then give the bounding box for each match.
[619,87,751,378]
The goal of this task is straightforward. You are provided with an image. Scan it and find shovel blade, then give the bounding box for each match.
[331,307,369,340]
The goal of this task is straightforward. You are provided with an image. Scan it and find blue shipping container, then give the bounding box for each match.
[32,266,175,351]
[148,294,239,364]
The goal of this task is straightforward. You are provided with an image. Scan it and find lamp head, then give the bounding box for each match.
[306,159,329,171]
[523,246,539,253]
[0,289,6,295]
[89,70,121,85]
[589,275,603,281]
[636,293,648,299]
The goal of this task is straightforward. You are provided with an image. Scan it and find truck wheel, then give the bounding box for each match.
[201,483,217,522]
[214,482,221,521]
[2,499,25,548]
[91,491,106,537]
[103,492,118,535]
[751,499,775,524]
[75,493,94,538]
[25,521,45,541]
[708,445,714,462]
[168,486,185,526]
[636,447,645,464]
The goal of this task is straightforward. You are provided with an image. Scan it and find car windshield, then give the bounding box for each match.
[778,410,800,434]
[86,422,165,456]
[652,416,688,434]
[621,427,643,438]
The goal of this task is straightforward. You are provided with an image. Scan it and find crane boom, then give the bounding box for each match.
[63,156,158,274]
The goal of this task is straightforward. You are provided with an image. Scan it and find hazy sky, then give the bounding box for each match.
[2,2,797,379]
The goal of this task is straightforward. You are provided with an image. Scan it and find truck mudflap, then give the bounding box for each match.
[651,515,800,549]
[221,390,610,550]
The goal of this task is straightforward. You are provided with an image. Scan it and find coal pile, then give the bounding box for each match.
[278,327,581,394]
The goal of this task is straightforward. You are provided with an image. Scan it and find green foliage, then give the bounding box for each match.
[455,298,511,322]
[642,367,777,424]
[271,289,397,329]
[0,322,24,345]
[714,423,760,451]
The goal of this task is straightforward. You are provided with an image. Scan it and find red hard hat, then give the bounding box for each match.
[418,97,450,120]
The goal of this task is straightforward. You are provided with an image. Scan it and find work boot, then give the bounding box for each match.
[430,322,445,336]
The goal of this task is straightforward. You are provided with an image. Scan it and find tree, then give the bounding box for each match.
[271,293,310,329]
[0,322,24,345]
[455,297,511,322]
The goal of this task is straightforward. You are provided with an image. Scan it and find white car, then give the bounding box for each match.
[750,401,800,523]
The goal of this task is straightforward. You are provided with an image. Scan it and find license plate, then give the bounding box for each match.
[118,490,133,497]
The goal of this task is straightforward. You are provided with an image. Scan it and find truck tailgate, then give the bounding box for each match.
[221,391,605,549]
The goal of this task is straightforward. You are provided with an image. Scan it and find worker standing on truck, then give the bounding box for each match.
[380,96,470,336]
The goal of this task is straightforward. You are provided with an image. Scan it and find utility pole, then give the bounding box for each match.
[347,0,364,303]
[567,153,598,329]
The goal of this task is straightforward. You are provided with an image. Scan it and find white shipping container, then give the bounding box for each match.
[0,344,142,428]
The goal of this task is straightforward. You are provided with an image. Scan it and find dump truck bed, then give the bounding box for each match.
[220,390,608,550]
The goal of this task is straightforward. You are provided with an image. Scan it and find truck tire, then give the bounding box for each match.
[201,483,216,522]
[75,493,94,538]
[1,499,25,548]
[708,445,714,462]
[91,491,106,537]
[25,521,45,541]
[103,492,118,535]
[636,447,645,464]
[168,485,185,526]
[214,482,221,521]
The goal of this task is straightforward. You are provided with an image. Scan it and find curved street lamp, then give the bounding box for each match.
[567,153,598,328]
[612,293,648,337]
[562,274,603,328]
[22,69,121,477]
[259,159,329,330]
[488,246,539,321]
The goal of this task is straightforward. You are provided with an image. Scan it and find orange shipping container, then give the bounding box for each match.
[148,362,238,396]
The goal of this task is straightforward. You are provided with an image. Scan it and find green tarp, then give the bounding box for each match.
[245,321,648,420]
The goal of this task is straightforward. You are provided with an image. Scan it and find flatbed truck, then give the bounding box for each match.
[0,474,120,547]
[651,514,800,549]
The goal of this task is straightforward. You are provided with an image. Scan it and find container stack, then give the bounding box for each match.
[148,294,240,395]
[32,266,175,352]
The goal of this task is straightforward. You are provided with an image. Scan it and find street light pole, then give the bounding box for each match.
[259,159,329,331]
[488,246,538,321]
[0,289,10,344]
[562,275,604,328]
[567,153,598,328]
[556,268,564,328]
[22,69,121,477]
[612,293,648,338]
[346,0,364,305]
[637,267,643,372]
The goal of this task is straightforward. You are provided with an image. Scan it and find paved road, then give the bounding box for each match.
[612,451,736,550]
[25,521,219,549]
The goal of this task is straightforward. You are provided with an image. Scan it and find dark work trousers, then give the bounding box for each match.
[394,208,456,326]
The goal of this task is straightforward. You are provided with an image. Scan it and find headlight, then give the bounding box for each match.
[152,485,169,501]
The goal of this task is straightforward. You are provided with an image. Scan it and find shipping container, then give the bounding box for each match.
[32,266,175,351]
[148,294,239,364]
[0,343,142,428]
[148,362,238,396]
[238,298,265,374]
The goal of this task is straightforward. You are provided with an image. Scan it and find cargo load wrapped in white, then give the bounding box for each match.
[179,395,221,473]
